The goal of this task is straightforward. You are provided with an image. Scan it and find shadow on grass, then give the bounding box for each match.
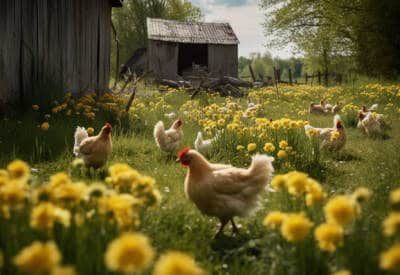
[329,150,363,161]
[211,233,262,258]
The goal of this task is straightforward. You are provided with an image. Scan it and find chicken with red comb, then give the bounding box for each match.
[154,119,183,153]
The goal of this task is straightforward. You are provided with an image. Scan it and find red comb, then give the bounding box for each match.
[178,147,190,159]
[105,122,112,128]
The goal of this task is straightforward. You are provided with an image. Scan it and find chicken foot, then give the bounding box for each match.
[230,218,240,235]
[215,218,229,238]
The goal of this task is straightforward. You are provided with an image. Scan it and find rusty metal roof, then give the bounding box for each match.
[146,18,239,45]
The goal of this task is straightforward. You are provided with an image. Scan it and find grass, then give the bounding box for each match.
[0,83,400,274]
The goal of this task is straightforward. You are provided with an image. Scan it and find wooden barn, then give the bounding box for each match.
[145,18,239,80]
[0,0,123,103]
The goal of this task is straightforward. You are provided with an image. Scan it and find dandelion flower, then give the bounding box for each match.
[314,223,343,253]
[383,212,400,237]
[153,251,203,275]
[247,143,257,152]
[263,211,287,230]
[324,196,356,226]
[87,127,95,135]
[277,150,287,159]
[30,202,71,230]
[263,143,275,153]
[281,213,313,242]
[330,130,340,141]
[279,140,288,149]
[351,187,371,203]
[7,160,30,181]
[236,145,244,151]
[380,244,400,271]
[271,174,287,190]
[104,233,154,273]
[390,188,400,205]
[305,179,325,206]
[13,241,61,274]
[332,270,351,275]
[286,171,308,196]
[41,122,50,131]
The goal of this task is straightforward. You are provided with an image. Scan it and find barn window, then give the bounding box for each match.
[178,43,208,76]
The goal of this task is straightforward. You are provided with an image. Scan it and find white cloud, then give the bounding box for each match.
[193,1,293,58]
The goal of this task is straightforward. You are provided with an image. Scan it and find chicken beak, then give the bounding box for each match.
[175,158,180,163]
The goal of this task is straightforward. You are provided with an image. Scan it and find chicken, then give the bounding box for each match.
[304,115,346,151]
[164,112,177,120]
[177,148,274,237]
[73,123,112,168]
[332,102,340,114]
[362,104,378,113]
[309,100,327,114]
[194,131,220,154]
[154,119,183,153]
[359,112,384,137]
[325,103,333,112]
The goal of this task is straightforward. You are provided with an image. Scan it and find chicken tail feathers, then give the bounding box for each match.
[248,154,275,187]
[194,132,203,151]
[154,121,168,149]
[73,126,88,156]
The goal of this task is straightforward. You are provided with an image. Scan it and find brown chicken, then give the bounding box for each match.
[73,123,112,168]
[177,148,275,237]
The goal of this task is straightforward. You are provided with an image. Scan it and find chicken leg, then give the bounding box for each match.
[215,218,229,238]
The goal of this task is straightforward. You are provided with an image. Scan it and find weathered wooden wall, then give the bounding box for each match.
[148,40,178,80]
[208,44,238,78]
[0,0,112,103]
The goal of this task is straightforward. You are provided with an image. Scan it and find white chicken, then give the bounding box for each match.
[154,119,183,153]
[73,123,112,168]
[309,100,327,114]
[325,103,333,112]
[177,148,274,237]
[164,112,177,120]
[332,102,340,114]
[304,115,346,151]
[194,131,220,154]
[359,112,385,137]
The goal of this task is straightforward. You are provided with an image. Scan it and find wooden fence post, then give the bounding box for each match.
[288,68,293,85]
[317,71,321,85]
[324,70,328,86]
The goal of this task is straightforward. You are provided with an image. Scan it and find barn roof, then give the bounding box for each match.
[146,18,239,45]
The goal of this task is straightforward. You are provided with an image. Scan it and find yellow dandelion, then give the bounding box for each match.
[271,174,287,190]
[49,172,71,189]
[41,122,50,131]
[277,150,287,159]
[7,160,30,181]
[153,251,203,275]
[263,211,287,230]
[104,233,154,273]
[305,179,325,206]
[247,143,257,152]
[286,171,308,196]
[279,140,288,149]
[236,145,245,151]
[380,244,400,271]
[30,202,71,231]
[314,223,344,253]
[263,143,275,153]
[14,241,61,274]
[383,212,400,237]
[324,195,356,226]
[351,187,371,203]
[330,130,340,141]
[390,188,400,205]
[281,213,313,242]
[87,127,95,135]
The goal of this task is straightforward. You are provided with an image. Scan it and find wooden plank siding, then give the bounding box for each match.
[148,40,179,80]
[0,0,115,103]
[208,44,238,78]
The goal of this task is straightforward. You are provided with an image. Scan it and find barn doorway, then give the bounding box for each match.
[178,43,208,76]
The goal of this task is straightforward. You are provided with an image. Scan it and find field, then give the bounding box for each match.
[0,83,400,275]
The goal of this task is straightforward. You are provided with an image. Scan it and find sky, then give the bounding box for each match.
[190,0,293,58]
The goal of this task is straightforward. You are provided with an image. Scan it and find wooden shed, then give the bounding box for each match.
[0,0,123,103]
[146,18,239,80]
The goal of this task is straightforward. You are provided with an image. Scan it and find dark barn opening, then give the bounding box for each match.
[178,43,208,75]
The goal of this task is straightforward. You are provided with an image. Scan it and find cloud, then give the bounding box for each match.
[189,0,293,57]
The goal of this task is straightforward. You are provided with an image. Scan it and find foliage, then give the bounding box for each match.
[260,0,400,77]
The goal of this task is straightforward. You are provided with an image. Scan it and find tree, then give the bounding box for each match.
[260,0,400,77]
